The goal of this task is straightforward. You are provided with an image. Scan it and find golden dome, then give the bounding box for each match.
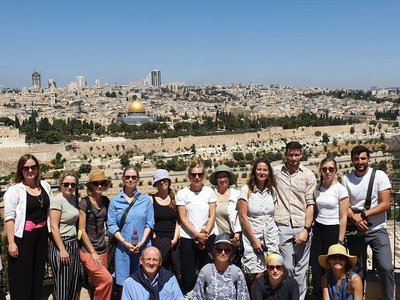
[128,100,145,113]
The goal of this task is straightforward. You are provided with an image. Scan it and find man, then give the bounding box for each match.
[122,246,184,300]
[342,145,394,299]
[273,141,316,300]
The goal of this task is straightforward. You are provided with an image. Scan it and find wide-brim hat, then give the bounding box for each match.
[209,164,237,186]
[153,169,171,187]
[86,170,110,187]
[318,244,357,269]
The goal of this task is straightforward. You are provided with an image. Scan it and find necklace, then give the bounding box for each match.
[37,193,44,208]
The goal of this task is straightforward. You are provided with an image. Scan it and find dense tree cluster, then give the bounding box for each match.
[304,89,392,103]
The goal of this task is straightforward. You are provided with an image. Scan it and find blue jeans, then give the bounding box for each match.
[347,227,394,300]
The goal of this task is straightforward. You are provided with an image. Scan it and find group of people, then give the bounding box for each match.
[2,141,394,300]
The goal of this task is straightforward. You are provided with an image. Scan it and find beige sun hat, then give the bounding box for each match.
[209,164,237,186]
[85,170,110,187]
[318,244,357,269]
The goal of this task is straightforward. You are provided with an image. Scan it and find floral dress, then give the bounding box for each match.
[193,263,250,300]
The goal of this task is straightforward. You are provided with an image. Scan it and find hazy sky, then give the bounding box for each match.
[1,0,399,89]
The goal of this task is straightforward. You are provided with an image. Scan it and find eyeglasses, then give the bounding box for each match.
[190,173,204,178]
[267,265,283,271]
[22,164,38,172]
[62,182,78,188]
[216,176,229,181]
[321,167,335,173]
[328,254,346,261]
[92,181,107,187]
[143,258,160,263]
[215,248,232,254]
[124,175,138,181]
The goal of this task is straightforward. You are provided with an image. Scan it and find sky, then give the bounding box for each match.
[1,0,399,90]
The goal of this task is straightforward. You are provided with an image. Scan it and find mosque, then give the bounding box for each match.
[116,100,156,125]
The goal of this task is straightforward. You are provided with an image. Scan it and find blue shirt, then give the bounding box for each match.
[108,190,154,285]
[122,274,184,300]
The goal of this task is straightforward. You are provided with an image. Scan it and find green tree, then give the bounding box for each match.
[322,133,330,145]
[120,153,130,168]
[78,163,92,174]
[350,126,355,134]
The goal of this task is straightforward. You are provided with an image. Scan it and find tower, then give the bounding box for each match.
[32,71,41,88]
[151,70,161,87]
[76,75,86,89]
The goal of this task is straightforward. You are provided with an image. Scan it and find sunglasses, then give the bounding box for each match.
[321,167,335,173]
[124,175,138,181]
[22,164,38,172]
[329,254,346,261]
[190,173,204,178]
[267,265,283,271]
[215,248,232,254]
[62,182,78,188]
[92,181,108,187]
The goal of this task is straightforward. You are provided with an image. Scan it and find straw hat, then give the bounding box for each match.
[85,170,110,187]
[209,164,237,186]
[152,169,171,187]
[318,244,357,269]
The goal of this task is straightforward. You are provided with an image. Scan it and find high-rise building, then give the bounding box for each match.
[151,70,161,87]
[76,75,86,89]
[48,79,57,89]
[32,71,41,88]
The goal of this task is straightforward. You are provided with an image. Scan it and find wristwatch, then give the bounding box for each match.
[360,210,368,220]
[304,226,312,233]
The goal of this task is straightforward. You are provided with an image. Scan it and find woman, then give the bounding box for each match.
[78,170,113,300]
[193,233,249,299]
[107,165,154,298]
[151,169,181,279]
[310,157,349,300]
[319,244,362,300]
[4,154,52,300]
[252,253,299,299]
[176,159,217,295]
[49,170,80,300]
[238,158,280,277]
[209,164,241,245]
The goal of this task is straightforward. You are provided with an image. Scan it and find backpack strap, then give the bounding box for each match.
[364,169,376,210]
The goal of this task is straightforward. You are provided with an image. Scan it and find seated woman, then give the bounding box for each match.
[319,244,362,300]
[193,233,249,300]
[252,253,299,300]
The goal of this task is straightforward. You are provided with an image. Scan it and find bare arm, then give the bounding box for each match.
[338,197,349,243]
[351,274,363,300]
[295,204,314,245]
[4,220,18,257]
[204,202,216,235]
[365,189,391,217]
[238,199,263,252]
[50,209,69,265]
[172,221,180,246]
[321,274,330,300]
[78,210,103,267]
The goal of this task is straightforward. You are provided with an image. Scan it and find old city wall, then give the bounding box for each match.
[0,122,387,175]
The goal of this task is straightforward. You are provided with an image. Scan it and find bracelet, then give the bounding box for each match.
[304,226,311,233]
[338,240,345,245]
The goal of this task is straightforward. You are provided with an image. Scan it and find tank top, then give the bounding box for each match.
[153,196,177,239]
[327,271,356,300]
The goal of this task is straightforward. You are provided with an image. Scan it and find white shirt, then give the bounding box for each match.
[342,168,391,231]
[4,181,52,238]
[176,186,217,239]
[315,182,348,225]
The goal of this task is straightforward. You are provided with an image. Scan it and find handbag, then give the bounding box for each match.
[108,193,140,269]
[345,169,376,237]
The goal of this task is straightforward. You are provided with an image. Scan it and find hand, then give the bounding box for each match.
[132,241,144,254]
[295,229,309,245]
[60,249,70,265]
[196,231,209,244]
[91,252,103,267]
[171,239,178,248]
[356,219,369,232]
[251,239,264,253]
[123,241,135,253]
[8,242,18,258]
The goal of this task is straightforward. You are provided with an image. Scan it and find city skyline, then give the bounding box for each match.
[1,0,399,90]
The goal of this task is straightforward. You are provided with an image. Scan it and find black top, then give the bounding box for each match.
[25,187,50,223]
[153,195,177,239]
[253,274,299,300]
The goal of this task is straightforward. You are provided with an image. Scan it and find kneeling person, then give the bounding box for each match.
[122,246,183,300]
